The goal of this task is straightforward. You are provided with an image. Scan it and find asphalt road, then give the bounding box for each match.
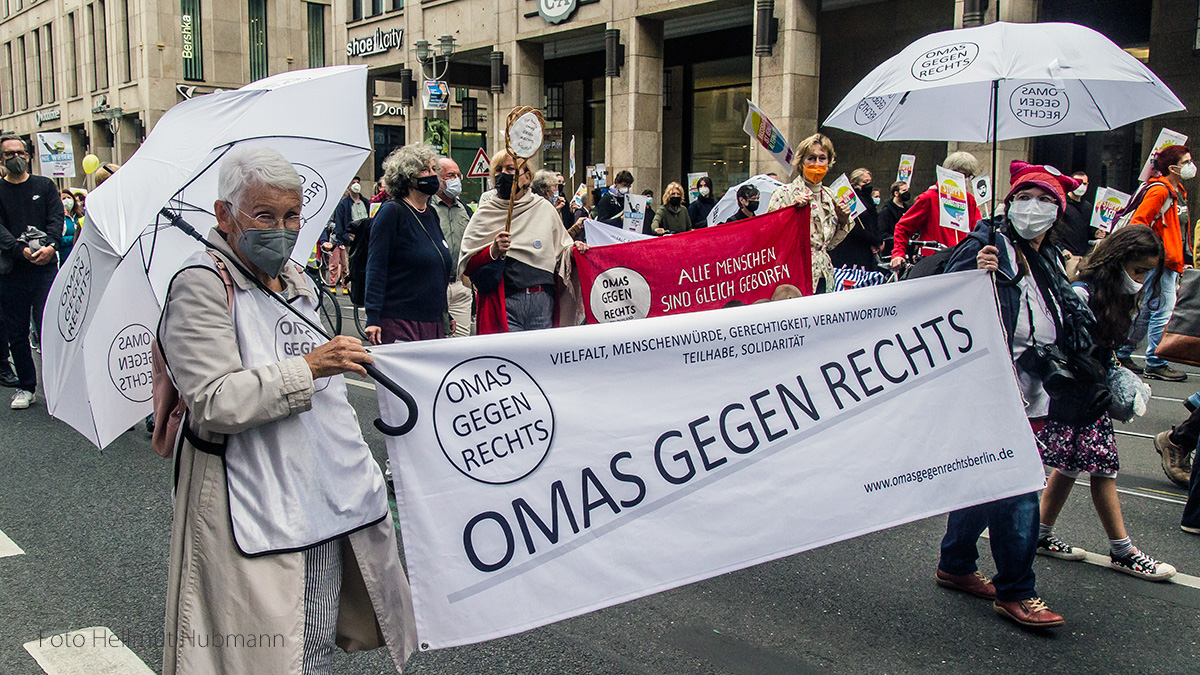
[1,323,1198,674]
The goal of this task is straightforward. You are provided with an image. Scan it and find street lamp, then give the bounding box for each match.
[413,34,456,82]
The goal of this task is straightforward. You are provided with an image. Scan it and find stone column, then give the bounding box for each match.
[489,41,545,159]
[750,0,821,178]
[604,17,663,194]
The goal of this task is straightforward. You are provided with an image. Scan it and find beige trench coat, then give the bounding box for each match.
[159,230,417,674]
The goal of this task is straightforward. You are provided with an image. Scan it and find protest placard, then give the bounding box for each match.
[622,194,650,233]
[829,174,867,220]
[743,100,794,173]
[1139,128,1187,183]
[897,154,916,184]
[36,132,76,178]
[936,165,970,232]
[1090,187,1133,232]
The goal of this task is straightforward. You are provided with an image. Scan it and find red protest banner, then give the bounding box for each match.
[574,205,813,323]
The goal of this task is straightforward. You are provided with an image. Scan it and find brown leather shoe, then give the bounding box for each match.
[1155,430,1192,489]
[936,569,996,599]
[993,597,1064,628]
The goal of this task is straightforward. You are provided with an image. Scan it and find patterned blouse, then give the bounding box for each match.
[767,177,853,291]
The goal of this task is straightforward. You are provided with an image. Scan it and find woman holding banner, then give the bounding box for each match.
[766,133,852,292]
[649,182,691,235]
[458,150,588,333]
[934,161,1092,629]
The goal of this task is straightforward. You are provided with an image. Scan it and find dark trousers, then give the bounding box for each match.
[938,492,1040,602]
[0,273,54,392]
[1184,440,1200,530]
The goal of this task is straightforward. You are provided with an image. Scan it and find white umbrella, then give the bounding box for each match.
[41,66,401,448]
[706,174,785,227]
[824,21,1183,143]
[824,21,1184,241]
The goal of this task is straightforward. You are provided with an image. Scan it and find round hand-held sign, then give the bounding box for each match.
[507,109,544,159]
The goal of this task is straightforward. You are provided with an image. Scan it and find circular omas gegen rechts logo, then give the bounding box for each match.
[58,243,92,342]
[589,267,650,323]
[292,162,328,226]
[854,95,895,126]
[434,357,555,485]
[1009,82,1070,128]
[274,315,329,392]
[910,42,979,81]
[108,324,155,402]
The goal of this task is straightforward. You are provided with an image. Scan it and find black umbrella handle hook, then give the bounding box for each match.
[159,208,419,437]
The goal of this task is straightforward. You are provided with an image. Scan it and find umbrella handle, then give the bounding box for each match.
[160,208,419,437]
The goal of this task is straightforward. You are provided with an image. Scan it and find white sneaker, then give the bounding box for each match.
[10,390,35,409]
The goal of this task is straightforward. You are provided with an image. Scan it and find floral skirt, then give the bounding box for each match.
[1034,412,1119,477]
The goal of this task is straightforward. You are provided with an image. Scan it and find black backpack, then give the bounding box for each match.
[346,216,373,306]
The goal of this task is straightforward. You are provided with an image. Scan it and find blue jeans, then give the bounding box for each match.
[938,492,1040,602]
[1117,267,1178,368]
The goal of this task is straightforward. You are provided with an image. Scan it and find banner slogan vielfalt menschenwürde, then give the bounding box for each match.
[371,270,1046,650]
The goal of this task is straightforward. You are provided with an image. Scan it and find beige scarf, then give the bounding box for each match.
[458,189,582,324]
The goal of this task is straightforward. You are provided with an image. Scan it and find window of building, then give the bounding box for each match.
[2,0,8,19]
[307,3,325,67]
[181,0,203,81]
[1195,1,1200,51]
[86,5,97,90]
[31,29,42,107]
[248,0,268,81]
[42,24,54,103]
[584,77,605,167]
[67,13,79,97]
[1,43,12,114]
[545,84,563,121]
[370,0,382,17]
[16,35,27,110]
[350,0,361,23]
[118,0,132,83]
[91,1,110,91]
[373,124,405,180]
[690,56,751,190]
[390,0,402,10]
[461,96,478,132]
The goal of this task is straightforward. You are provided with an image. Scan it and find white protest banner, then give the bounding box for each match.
[897,154,916,184]
[583,218,653,247]
[373,270,1045,650]
[687,172,709,202]
[622,193,650,233]
[936,165,970,232]
[829,174,867,220]
[706,174,785,227]
[36,132,76,178]
[1139,128,1187,182]
[1090,187,1133,233]
[743,100,794,173]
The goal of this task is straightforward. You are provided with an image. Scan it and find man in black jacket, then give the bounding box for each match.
[0,135,62,409]
[1055,171,1094,256]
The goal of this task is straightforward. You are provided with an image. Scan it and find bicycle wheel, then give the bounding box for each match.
[318,250,335,287]
[354,305,369,340]
[317,286,342,337]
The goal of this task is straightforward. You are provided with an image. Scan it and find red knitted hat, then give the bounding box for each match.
[1006,160,1080,213]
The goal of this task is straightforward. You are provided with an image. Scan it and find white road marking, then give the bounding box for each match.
[24,627,154,674]
[1114,429,1155,439]
[980,534,1200,589]
[1074,479,1187,506]
[0,528,24,557]
[1151,395,1185,403]
[346,379,376,391]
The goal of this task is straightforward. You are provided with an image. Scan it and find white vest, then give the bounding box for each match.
[196,255,388,556]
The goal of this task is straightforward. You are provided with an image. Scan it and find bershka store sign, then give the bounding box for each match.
[347,27,403,57]
[372,270,1046,649]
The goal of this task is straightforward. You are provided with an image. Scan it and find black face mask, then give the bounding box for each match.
[859,182,873,193]
[669,196,682,207]
[415,174,441,196]
[747,200,760,212]
[495,172,515,199]
[899,191,913,203]
[4,155,28,175]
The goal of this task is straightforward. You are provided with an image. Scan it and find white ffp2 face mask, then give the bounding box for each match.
[1179,162,1197,180]
[1007,199,1059,240]
[1122,270,1145,295]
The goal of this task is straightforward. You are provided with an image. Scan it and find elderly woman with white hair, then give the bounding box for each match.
[364,143,456,345]
[157,146,417,675]
[889,150,982,271]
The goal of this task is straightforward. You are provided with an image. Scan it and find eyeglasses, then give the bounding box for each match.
[232,204,303,230]
[1,150,29,159]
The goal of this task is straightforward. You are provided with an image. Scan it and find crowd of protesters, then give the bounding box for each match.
[4,126,1200,673]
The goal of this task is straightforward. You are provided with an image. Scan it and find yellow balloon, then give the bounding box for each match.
[82,154,100,175]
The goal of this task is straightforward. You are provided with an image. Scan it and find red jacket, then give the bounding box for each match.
[464,248,567,334]
[890,186,981,259]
